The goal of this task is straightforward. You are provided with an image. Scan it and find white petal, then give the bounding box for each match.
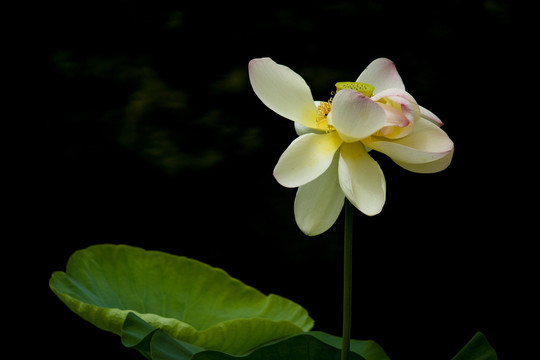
[363,118,454,164]
[331,89,386,143]
[294,153,344,236]
[378,103,409,128]
[356,58,405,94]
[295,101,329,135]
[338,142,386,216]
[371,88,420,139]
[371,88,417,108]
[393,148,454,173]
[249,58,318,128]
[294,122,314,136]
[419,105,444,126]
[274,132,343,188]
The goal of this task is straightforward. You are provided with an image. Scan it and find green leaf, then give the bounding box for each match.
[451,332,498,360]
[122,312,204,360]
[121,313,389,360]
[122,314,389,360]
[151,329,205,360]
[121,312,161,358]
[309,332,390,360]
[122,312,159,350]
[50,244,314,355]
[193,333,364,360]
[193,332,390,360]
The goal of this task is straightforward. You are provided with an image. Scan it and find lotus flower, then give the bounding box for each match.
[248,58,454,235]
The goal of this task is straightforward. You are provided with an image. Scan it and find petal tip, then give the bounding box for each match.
[357,58,405,93]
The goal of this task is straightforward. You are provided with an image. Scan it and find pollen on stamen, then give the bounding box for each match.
[316,102,334,131]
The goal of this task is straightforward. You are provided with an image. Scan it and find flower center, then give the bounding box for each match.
[315,82,376,132]
[316,101,333,131]
[335,82,374,97]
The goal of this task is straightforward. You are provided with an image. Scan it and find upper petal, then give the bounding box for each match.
[274,131,343,188]
[356,58,405,94]
[338,142,386,216]
[249,58,318,128]
[363,118,454,164]
[331,89,386,143]
[294,153,344,236]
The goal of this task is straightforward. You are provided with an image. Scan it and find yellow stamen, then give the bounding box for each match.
[316,102,334,131]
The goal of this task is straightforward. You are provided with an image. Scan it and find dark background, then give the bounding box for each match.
[25,0,535,359]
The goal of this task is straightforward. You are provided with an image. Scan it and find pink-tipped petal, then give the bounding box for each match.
[363,118,454,164]
[393,148,454,173]
[331,89,386,143]
[378,103,410,128]
[419,105,444,126]
[372,88,420,139]
[356,58,405,94]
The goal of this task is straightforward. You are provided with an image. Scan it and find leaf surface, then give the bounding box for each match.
[451,332,498,360]
[50,244,313,355]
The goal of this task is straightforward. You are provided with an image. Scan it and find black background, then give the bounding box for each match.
[23,0,536,359]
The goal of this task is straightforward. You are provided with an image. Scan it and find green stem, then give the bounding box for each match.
[341,199,354,360]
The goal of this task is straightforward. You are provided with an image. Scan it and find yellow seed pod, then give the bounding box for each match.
[335,82,375,97]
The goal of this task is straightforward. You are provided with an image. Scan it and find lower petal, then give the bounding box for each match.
[338,142,386,216]
[393,148,454,173]
[363,118,453,164]
[294,153,344,236]
[274,131,343,188]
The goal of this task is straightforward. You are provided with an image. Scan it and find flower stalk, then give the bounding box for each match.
[341,199,354,360]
